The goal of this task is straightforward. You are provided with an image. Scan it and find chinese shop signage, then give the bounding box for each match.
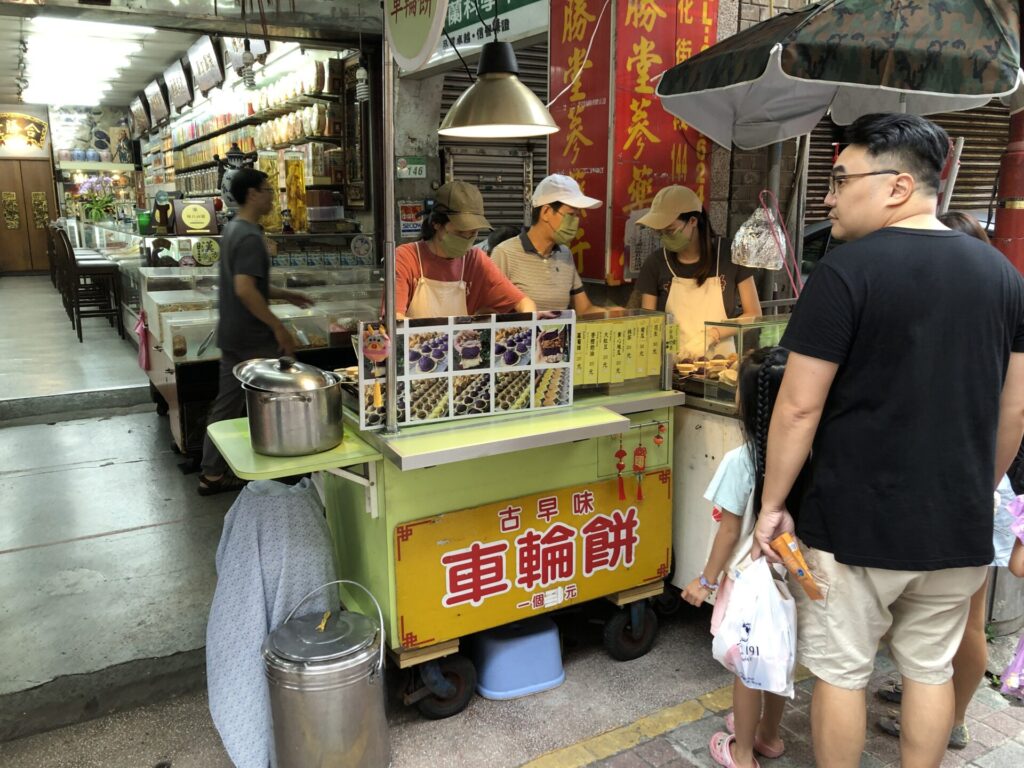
[394,474,671,648]
[0,107,50,158]
[549,0,719,283]
[187,36,225,96]
[387,0,450,71]
[415,0,548,75]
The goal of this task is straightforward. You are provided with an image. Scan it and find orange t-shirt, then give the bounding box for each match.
[393,241,525,316]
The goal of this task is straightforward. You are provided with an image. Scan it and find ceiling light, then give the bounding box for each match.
[30,17,155,38]
[438,42,558,139]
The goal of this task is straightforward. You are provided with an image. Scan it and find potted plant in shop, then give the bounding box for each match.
[77,175,117,222]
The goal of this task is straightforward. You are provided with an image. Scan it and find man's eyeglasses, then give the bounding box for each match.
[828,169,900,195]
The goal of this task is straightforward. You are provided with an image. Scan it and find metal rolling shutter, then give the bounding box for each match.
[439,43,549,231]
[804,102,1010,225]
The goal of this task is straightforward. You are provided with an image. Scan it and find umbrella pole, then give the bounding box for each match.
[794,133,810,283]
[758,142,784,301]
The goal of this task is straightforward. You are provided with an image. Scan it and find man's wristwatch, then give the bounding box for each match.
[699,575,719,591]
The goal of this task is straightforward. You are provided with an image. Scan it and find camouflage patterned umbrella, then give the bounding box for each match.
[656,0,1021,150]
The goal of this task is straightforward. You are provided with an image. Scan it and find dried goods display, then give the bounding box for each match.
[284,155,308,232]
[357,313,574,431]
[257,152,282,232]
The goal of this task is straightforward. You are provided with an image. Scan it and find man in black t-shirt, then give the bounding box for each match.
[198,169,312,496]
[753,114,1024,768]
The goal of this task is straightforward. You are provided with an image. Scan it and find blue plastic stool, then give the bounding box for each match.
[470,616,565,700]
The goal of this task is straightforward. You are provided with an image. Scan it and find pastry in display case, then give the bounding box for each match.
[672,315,790,407]
[162,310,221,361]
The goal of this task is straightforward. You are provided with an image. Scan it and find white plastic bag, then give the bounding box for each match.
[711,557,797,697]
[731,207,786,270]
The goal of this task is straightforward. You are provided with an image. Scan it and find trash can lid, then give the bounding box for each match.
[269,610,377,663]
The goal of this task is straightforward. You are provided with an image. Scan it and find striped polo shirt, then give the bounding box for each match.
[490,231,585,311]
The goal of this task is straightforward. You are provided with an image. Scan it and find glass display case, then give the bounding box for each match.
[572,308,670,391]
[673,315,790,410]
[160,306,330,362]
[144,289,217,342]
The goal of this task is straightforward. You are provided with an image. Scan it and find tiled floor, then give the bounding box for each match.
[0,275,145,403]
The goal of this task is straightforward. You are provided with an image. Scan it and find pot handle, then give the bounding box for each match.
[262,392,313,403]
[284,579,386,677]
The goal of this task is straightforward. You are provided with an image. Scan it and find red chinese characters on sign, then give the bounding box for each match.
[573,489,595,516]
[441,540,512,607]
[548,0,611,281]
[610,0,718,284]
[497,504,522,533]
[515,524,578,590]
[582,507,640,576]
[537,496,559,522]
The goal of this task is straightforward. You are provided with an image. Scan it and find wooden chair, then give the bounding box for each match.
[53,227,123,342]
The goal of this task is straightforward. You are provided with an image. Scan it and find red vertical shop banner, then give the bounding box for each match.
[548,0,612,281]
[610,0,719,284]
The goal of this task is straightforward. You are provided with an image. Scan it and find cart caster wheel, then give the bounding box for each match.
[169,442,181,454]
[415,654,476,720]
[653,586,682,617]
[156,401,168,417]
[604,603,658,661]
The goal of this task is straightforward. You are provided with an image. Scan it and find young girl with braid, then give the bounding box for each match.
[682,347,791,768]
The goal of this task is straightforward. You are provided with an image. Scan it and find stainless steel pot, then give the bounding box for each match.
[234,357,344,456]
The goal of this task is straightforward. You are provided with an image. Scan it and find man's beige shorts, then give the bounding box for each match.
[795,547,987,690]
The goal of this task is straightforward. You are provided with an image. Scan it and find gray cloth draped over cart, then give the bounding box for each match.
[206,478,337,768]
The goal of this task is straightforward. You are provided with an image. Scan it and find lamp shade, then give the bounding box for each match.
[438,41,558,139]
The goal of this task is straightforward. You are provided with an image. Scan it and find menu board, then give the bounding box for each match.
[163,60,193,110]
[188,35,225,94]
[129,95,151,138]
[357,312,576,431]
[144,79,170,126]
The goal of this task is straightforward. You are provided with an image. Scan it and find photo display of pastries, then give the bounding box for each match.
[357,313,575,431]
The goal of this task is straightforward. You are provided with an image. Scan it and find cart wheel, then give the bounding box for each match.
[415,654,477,720]
[604,603,658,661]
[653,585,682,617]
[169,441,181,454]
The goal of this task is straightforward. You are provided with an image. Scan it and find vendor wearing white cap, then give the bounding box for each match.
[491,174,601,312]
[636,185,760,357]
[395,180,535,319]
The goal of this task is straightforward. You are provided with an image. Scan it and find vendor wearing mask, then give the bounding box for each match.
[491,174,601,312]
[637,185,760,357]
[395,180,535,319]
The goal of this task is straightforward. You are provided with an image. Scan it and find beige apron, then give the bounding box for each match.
[663,243,736,358]
[407,241,470,318]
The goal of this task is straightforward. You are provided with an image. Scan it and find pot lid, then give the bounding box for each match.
[233,356,334,392]
[268,610,376,663]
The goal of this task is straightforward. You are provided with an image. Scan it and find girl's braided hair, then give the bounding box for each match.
[738,346,791,515]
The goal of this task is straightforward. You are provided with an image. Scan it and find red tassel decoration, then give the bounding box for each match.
[633,441,647,502]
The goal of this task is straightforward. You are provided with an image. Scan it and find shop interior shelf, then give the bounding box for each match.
[57,162,138,172]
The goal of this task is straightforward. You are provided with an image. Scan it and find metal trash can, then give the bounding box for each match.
[263,580,390,768]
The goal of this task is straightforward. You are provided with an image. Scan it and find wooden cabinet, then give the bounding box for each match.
[0,159,56,274]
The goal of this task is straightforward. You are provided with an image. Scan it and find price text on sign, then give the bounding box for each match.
[393,473,671,649]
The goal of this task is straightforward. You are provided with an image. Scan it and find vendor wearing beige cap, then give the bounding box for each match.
[395,180,535,319]
[491,174,601,312]
[637,185,760,357]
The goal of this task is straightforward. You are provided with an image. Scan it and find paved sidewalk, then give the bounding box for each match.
[526,655,1024,768]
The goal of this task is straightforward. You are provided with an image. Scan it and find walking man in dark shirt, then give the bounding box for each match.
[198,169,312,495]
[754,113,1024,768]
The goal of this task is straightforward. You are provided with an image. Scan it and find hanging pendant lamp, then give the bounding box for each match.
[438,41,559,139]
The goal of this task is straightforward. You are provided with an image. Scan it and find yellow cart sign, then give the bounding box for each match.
[394,472,672,649]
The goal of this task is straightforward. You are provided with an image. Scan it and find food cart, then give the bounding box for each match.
[210,309,684,717]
